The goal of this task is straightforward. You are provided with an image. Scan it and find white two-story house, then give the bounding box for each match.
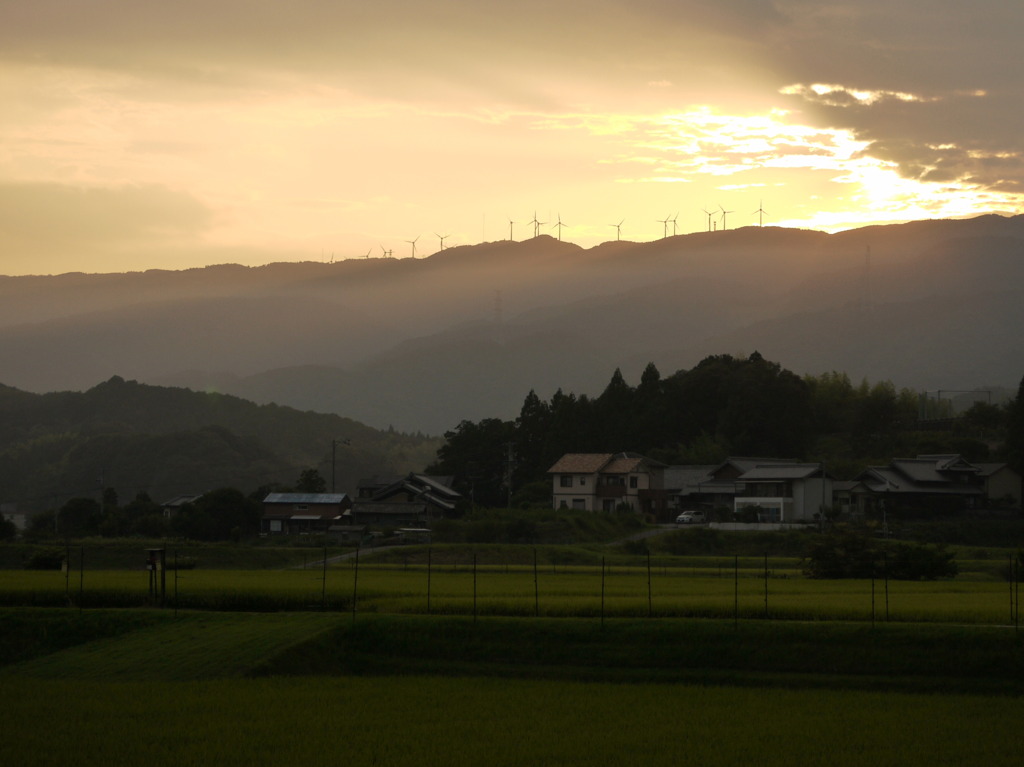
[548,452,665,513]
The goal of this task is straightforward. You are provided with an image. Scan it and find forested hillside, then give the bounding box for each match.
[0,377,440,513]
[3,215,1024,434]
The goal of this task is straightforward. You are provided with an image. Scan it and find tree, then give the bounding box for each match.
[716,353,813,456]
[426,418,516,508]
[57,497,101,538]
[1004,374,1024,476]
[295,468,327,493]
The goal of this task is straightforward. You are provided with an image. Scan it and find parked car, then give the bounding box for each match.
[675,510,706,525]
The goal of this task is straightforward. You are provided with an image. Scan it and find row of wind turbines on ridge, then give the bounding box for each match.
[367,202,769,258]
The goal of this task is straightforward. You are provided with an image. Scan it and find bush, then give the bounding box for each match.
[803,528,959,580]
[25,548,66,570]
[887,542,958,580]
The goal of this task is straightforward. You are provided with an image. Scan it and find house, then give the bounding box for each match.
[548,453,831,523]
[1,502,29,532]
[161,494,202,519]
[973,462,1022,508]
[547,452,666,515]
[349,473,460,528]
[261,492,353,535]
[725,460,832,522]
[666,464,750,517]
[853,454,1020,516]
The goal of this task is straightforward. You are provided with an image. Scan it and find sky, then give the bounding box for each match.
[2,0,1023,275]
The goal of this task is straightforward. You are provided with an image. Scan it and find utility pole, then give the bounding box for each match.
[331,438,350,494]
[504,442,516,509]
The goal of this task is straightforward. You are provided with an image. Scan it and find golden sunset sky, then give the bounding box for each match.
[2,1,1023,275]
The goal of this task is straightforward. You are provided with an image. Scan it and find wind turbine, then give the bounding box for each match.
[657,215,671,239]
[701,207,714,232]
[753,200,768,227]
[552,213,567,241]
[435,232,449,250]
[529,211,545,238]
[718,205,734,231]
[610,219,624,241]
[670,213,679,237]
[507,217,516,241]
[406,235,420,259]
[364,247,373,259]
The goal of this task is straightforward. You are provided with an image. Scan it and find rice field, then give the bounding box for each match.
[2,560,1019,626]
[2,606,1022,767]
[2,674,1023,767]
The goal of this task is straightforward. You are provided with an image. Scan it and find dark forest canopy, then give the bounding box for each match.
[0,376,440,512]
[427,354,1016,509]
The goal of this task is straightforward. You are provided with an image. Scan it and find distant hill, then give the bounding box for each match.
[0,377,440,512]
[2,215,1023,434]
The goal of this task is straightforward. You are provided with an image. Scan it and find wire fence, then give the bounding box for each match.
[1,544,1020,633]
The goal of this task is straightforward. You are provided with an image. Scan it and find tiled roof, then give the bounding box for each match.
[861,466,982,495]
[548,453,615,474]
[973,462,1010,477]
[603,456,646,474]
[739,464,823,481]
[263,493,350,504]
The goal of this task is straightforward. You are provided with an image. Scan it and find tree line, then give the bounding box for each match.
[427,353,1023,509]
[17,469,332,543]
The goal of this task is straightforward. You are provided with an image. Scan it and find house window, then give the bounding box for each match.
[629,476,638,489]
[579,477,587,486]
[269,520,282,532]
[571,499,586,510]
[560,475,573,488]
[602,499,615,511]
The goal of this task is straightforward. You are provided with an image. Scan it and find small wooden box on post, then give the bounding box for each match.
[146,548,166,606]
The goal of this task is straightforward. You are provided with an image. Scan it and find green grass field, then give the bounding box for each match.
[2,609,1023,767]
[2,533,1022,766]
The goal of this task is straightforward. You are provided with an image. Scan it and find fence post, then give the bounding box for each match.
[427,548,432,615]
[884,549,890,621]
[733,555,739,629]
[321,545,328,610]
[646,552,652,618]
[763,552,768,619]
[596,556,603,628]
[533,548,539,617]
[78,545,84,614]
[351,546,360,624]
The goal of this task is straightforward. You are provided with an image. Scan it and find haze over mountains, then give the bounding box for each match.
[2,215,1022,435]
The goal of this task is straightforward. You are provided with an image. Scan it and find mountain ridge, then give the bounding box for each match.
[2,215,1022,434]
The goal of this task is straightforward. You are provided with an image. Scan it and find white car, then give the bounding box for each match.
[675,510,706,525]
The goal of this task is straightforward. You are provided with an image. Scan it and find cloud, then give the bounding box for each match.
[0,182,212,272]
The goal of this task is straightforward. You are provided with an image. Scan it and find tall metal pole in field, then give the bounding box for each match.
[647,552,652,618]
[63,540,70,602]
[351,546,360,624]
[1010,555,1014,627]
[763,552,769,619]
[734,555,739,629]
[174,549,179,619]
[600,556,606,629]
[533,549,539,617]
[78,545,84,614]
[473,552,478,624]
[884,549,890,621]
[871,571,876,628]
[321,545,328,610]
[427,548,433,615]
